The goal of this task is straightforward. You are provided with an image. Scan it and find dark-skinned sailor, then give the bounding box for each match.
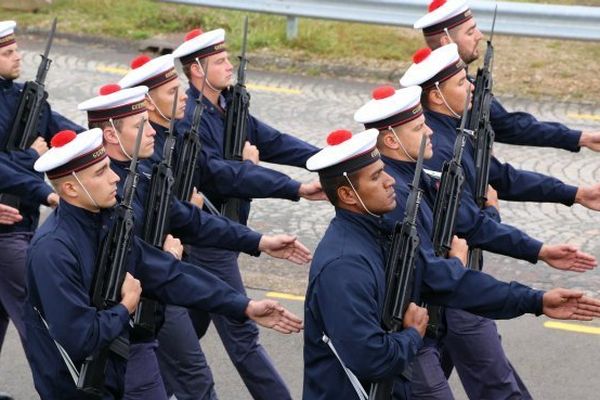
[302,127,600,399]
[354,84,599,399]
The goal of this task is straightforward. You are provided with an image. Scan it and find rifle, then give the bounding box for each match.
[465,6,497,271]
[427,87,472,339]
[130,90,181,336]
[368,135,427,400]
[76,119,145,398]
[3,18,57,151]
[221,16,250,222]
[431,88,472,258]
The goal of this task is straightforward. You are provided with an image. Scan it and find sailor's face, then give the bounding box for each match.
[452,20,484,64]
[77,157,121,209]
[149,77,187,121]
[0,42,21,80]
[439,69,474,115]
[354,159,397,214]
[119,112,156,159]
[205,51,234,89]
[392,114,434,160]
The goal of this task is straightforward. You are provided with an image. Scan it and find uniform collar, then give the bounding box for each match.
[425,108,460,128]
[188,83,228,115]
[57,198,109,229]
[335,207,393,236]
[0,76,14,90]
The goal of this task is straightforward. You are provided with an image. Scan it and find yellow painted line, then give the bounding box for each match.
[544,321,600,335]
[96,65,129,76]
[266,291,305,302]
[247,83,302,95]
[567,113,600,122]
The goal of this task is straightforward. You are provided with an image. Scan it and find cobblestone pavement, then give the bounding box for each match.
[2,34,599,400]
[17,34,600,298]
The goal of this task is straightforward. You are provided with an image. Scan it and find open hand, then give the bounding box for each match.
[259,234,312,265]
[0,204,22,225]
[543,288,600,321]
[538,244,597,273]
[245,299,303,334]
[299,180,327,201]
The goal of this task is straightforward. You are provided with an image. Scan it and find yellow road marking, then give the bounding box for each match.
[266,291,305,301]
[567,113,600,122]
[544,321,600,335]
[96,65,129,75]
[247,83,302,95]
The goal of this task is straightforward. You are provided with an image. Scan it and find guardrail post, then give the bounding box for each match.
[286,15,298,40]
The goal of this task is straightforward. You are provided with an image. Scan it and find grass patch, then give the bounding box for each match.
[1,0,598,101]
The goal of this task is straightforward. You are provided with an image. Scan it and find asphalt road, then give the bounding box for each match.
[0,34,599,399]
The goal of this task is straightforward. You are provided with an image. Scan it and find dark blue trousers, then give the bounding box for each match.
[156,305,218,400]
[186,247,291,400]
[0,233,31,355]
[441,308,532,400]
[410,337,455,400]
[124,341,168,400]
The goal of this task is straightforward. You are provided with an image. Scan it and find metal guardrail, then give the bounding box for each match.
[159,0,600,41]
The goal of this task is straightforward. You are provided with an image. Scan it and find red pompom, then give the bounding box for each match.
[50,130,77,148]
[185,28,204,42]
[130,55,151,69]
[428,0,447,12]
[412,48,432,64]
[372,85,396,100]
[326,130,353,146]
[99,83,121,96]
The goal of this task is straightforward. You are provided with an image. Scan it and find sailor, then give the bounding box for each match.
[24,127,303,399]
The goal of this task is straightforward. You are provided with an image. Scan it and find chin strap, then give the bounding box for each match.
[389,125,416,162]
[343,171,379,218]
[434,82,461,119]
[109,118,133,161]
[71,171,99,210]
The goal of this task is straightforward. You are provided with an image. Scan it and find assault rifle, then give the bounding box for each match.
[427,88,473,338]
[221,16,250,222]
[368,135,427,400]
[431,88,472,258]
[465,6,497,271]
[131,90,181,336]
[172,65,220,215]
[4,18,57,151]
[77,119,145,397]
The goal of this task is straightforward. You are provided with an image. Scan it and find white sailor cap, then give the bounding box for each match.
[0,20,17,48]
[414,0,473,37]
[172,28,227,66]
[34,129,107,179]
[78,84,148,123]
[399,44,465,89]
[118,54,178,90]
[354,85,423,131]
[306,129,380,178]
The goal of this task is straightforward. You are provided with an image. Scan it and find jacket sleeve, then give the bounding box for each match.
[132,237,250,320]
[313,259,423,381]
[490,97,581,152]
[417,233,544,319]
[455,185,542,263]
[169,198,262,256]
[0,156,54,204]
[489,157,577,205]
[28,237,130,362]
[250,116,320,168]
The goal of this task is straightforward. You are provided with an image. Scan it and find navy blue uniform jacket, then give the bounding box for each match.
[303,208,543,399]
[175,84,319,226]
[0,78,83,233]
[0,154,53,203]
[489,96,581,152]
[111,156,262,255]
[24,201,251,399]
[425,110,577,208]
